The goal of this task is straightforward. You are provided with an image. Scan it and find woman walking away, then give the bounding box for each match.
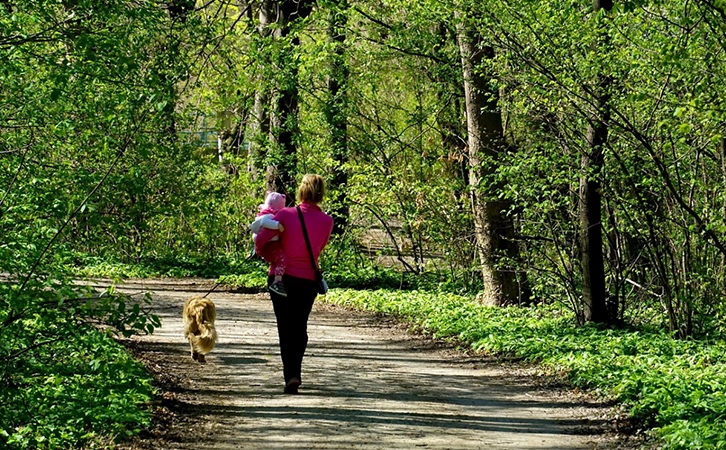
[254,174,334,394]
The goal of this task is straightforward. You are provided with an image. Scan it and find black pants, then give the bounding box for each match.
[268,274,318,384]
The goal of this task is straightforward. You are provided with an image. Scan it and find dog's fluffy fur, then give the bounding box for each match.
[183,296,218,363]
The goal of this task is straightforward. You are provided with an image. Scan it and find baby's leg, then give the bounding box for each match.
[267,243,288,297]
[272,246,286,280]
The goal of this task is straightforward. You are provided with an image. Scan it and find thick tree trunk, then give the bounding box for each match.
[265,31,298,200]
[578,0,613,324]
[248,0,274,181]
[263,0,313,201]
[326,0,349,235]
[579,121,608,323]
[456,14,529,306]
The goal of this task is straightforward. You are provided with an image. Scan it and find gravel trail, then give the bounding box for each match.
[106,279,637,450]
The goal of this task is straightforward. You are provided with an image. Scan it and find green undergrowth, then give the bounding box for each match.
[214,263,473,294]
[0,278,160,449]
[0,322,155,449]
[71,240,483,295]
[321,288,726,450]
[72,253,453,293]
[72,254,265,281]
[217,270,268,291]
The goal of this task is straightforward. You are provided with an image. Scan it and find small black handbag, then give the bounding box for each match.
[296,206,328,295]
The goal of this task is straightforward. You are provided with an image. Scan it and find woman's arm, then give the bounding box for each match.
[255,226,279,249]
[255,211,284,250]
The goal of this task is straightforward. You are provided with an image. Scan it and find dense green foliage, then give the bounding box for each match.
[4,0,726,447]
[0,322,155,448]
[0,1,186,447]
[323,288,726,449]
[0,275,159,448]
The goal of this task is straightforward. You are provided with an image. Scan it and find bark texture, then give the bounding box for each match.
[578,0,613,324]
[456,14,529,306]
[326,0,350,234]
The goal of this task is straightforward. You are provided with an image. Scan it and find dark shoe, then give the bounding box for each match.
[284,377,301,394]
[269,281,288,297]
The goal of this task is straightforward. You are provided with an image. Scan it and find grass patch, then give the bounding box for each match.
[322,288,726,450]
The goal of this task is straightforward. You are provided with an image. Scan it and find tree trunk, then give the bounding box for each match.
[265,32,298,200]
[325,0,349,235]
[578,0,613,324]
[263,0,313,201]
[455,13,529,306]
[248,0,276,182]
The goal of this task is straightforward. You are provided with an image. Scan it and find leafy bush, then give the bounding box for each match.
[0,278,160,449]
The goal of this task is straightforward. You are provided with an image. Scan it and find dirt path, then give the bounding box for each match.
[105,279,641,450]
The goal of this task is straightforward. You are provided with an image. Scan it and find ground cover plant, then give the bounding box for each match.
[322,288,726,450]
[74,254,264,281]
[0,280,160,449]
[0,327,155,449]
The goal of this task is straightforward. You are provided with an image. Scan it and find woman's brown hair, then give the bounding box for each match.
[297,174,325,204]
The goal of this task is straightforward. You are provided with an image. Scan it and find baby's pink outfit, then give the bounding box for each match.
[249,207,286,277]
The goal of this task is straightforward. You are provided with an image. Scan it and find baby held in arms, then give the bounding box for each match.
[249,191,287,297]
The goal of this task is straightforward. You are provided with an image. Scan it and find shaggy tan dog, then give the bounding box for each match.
[183,296,218,363]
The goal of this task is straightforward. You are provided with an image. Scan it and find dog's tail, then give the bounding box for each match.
[195,325,217,354]
[189,300,218,355]
[194,308,217,354]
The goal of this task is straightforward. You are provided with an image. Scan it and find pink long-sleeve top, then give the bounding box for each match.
[255,202,334,281]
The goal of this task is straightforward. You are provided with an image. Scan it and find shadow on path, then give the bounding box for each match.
[108,279,629,450]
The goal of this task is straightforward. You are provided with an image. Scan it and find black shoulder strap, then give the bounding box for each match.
[296,206,319,272]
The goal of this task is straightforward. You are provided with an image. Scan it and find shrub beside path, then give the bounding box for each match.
[109,279,640,450]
